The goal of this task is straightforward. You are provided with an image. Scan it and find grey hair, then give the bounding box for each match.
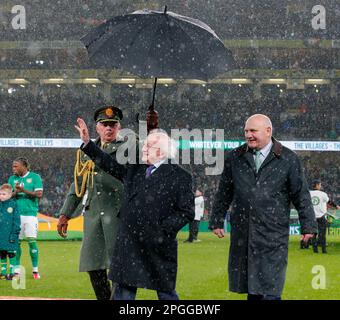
[246,114,273,129]
[148,129,178,159]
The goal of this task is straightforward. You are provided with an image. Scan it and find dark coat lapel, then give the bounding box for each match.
[257,152,276,182]
[128,163,173,200]
[257,140,282,182]
[259,151,275,170]
[243,151,257,173]
[143,163,173,190]
[128,165,147,200]
[236,143,256,173]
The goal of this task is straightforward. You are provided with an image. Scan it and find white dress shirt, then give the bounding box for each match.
[253,140,273,167]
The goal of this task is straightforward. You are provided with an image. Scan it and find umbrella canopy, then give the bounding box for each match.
[81,7,235,81]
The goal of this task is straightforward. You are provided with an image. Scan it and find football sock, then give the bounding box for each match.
[8,253,16,275]
[28,239,39,271]
[15,242,22,273]
[1,258,7,276]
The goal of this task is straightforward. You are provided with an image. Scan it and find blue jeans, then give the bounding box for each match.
[112,284,179,300]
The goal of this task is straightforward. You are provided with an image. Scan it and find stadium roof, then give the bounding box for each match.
[0,39,339,85]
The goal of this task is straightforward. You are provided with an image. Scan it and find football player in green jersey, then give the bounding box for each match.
[8,157,43,280]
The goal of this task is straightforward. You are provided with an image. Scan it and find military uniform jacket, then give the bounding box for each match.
[210,138,317,296]
[0,199,21,252]
[59,137,124,272]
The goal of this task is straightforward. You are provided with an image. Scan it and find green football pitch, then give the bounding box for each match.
[1,232,339,300]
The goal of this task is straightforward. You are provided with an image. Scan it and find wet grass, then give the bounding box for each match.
[1,233,339,300]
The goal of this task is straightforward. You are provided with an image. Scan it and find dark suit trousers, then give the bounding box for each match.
[112,284,179,300]
[313,216,327,252]
[247,294,281,300]
[187,220,200,241]
[88,270,111,300]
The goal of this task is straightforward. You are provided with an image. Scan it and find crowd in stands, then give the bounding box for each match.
[0,85,339,216]
[1,85,339,140]
[1,1,340,71]
[1,0,339,41]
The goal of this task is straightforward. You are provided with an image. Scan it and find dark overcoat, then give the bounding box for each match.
[82,140,194,292]
[209,138,317,296]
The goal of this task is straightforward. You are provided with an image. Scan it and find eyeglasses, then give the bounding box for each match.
[142,143,160,150]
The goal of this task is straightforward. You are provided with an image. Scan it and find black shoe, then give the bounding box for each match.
[313,248,318,253]
[5,274,14,280]
[322,249,327,254]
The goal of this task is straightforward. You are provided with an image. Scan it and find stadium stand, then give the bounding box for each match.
[0,0,339,41]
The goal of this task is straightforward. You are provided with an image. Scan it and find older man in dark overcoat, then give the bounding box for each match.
[210,114,317,300]
[75,118,194,300]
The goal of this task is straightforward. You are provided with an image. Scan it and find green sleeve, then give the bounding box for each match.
[58,182,83,219]
[33,173,43,191]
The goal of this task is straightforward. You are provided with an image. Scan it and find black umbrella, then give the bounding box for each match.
[81,6,236,129]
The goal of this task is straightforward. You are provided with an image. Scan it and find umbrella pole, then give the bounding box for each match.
[150,77,158,111]
[147,77,159,132]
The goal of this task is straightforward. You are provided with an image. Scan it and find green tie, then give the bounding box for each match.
[254,150,262,172]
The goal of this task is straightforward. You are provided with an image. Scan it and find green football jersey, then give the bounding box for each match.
[8,171,43,217]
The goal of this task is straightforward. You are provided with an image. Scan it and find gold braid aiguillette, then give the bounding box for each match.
[74,149,95,197]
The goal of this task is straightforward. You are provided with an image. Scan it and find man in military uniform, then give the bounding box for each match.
[57,106,124,300]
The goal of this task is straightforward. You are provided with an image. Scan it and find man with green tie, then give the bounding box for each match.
[210,114,317,300]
